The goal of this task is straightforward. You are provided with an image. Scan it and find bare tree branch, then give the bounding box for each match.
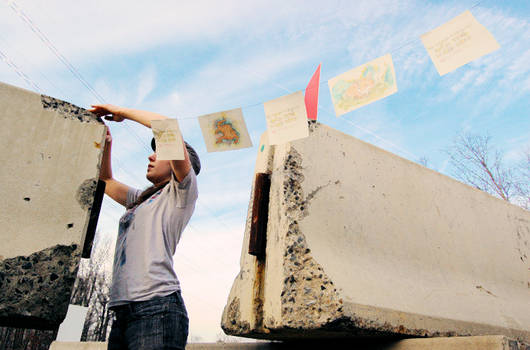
[446,133,529,209]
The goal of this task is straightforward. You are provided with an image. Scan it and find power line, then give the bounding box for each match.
[5,0,152,153]
[2,2,240,257]
[0,48,41,93]
[3,0,496,251]
[207,0,489,160]
[0,31,70,99]
[4,0,490,161]
[6,0,104,102]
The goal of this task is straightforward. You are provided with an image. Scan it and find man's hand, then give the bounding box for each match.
[89,104,125,122]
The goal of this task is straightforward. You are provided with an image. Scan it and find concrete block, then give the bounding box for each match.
[49,336,530,349]
[0,82,106,329]
[188,336,529,349]
[221,122,530,342]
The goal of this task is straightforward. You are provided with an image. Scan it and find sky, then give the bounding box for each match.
[1,0,529,342]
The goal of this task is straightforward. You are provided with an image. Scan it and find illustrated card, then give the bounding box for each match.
[198,108,252,152]
[328,54,397,116]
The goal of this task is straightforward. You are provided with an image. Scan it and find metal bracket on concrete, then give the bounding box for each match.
[248,173,271,260]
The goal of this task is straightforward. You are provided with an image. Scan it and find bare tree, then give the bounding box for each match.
[70,231,114,341]
[0,327,58,350]
[446,133,529,209]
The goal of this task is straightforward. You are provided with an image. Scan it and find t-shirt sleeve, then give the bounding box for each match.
[126,187,142,208]
[168,169,199,208]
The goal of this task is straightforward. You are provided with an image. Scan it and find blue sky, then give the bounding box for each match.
[1,0,529,342]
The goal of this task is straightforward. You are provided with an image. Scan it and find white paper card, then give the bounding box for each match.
[263,91,309,145]
[198,108,252,152]
[151,119,184,160]
[421,10,500,76]
[328,54,397,116]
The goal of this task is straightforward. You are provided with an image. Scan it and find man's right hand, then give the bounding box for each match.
[90,104,125,122]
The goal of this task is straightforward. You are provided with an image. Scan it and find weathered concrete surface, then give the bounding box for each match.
[49,336,530,349]
[221,122,530,342]
[0,82,106,329]
[50,342,107,350]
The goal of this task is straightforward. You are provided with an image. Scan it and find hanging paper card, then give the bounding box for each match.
[421,11,500,76]
[263,91,309,145]
[151,118,184,160]
[305,63,321,120]
[198,108,252,152]
[328,54,397,116]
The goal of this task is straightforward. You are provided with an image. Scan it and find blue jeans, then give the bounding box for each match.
[108,291,188,350]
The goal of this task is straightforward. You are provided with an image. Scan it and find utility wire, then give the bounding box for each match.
[0,32,69,99]
[4,0,489,159]
[5,0,152,153]
[3,0,492,250]
[0,48,41,92]
[174,0,489,123]
[6,0,104,102]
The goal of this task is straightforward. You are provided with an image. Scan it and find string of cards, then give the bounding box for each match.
[152,11,500,160]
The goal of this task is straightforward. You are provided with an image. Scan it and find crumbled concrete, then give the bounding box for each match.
[222,122,530,342]
[76,178,98,210]
[279,149,343,329]
[223,298,251,335]
[41,94,100,124]
[0,244,80,329]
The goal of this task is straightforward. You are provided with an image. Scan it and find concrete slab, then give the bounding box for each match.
[0,82,106,329]
[221,122,530,342]
[49,342,107,350]
[49,336,530,349]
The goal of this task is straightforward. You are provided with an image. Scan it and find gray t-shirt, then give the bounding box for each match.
[109,170,198,308]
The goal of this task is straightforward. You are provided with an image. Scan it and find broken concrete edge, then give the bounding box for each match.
[4,83,107,260]
[0,244,81,329]
[221,129,343,338]
[41,94,103,125]
[41,90,107,260]
[0,82,107,258]
[48,336,530,350]
[222,300,530,342]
